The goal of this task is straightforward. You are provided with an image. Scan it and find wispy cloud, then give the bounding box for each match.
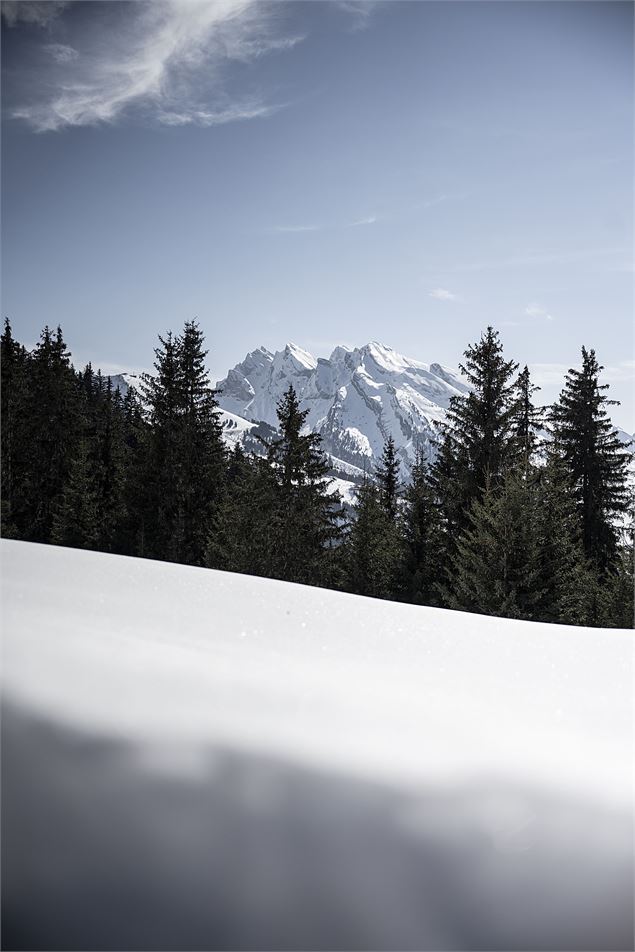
[269,214,378,234]
[525,303,554,322]
[9,1,302,133]
[42,43,79,64]
[272,224,322,234]
[349,215,377,227]
[336,1,378,32]
[429,288,458,302]
[1,1,68,28]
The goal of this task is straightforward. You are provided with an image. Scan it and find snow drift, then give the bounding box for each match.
[2,540,633,950]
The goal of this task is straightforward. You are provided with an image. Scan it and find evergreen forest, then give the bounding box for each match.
[2,319,633,628]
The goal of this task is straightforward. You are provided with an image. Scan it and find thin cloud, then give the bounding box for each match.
[1,1,68,28]
[429,288,458,302]
[42,43,79,64]
[10,1,302,133]
[348,215,377,227]
[269,214,377,234]
[525,303,554,322]
[271,224,322,234]
[336,1,378,32]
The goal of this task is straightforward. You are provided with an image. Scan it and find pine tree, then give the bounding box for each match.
[178,321,226,565]
[207,447,278,578]
[346,478,395,598]
[376,436,401,521]
[139,322,226,565]
[22,326,80,542]
[93,379,127,552]
[432,326,519,541]
[399,448,442,606]
[550,347,632,575]
[533,452,599,626]
[51,439,100,550]
[1,319,29,536]
[264,385,342,586]
[447,471,543,620]
[511,365,543,476]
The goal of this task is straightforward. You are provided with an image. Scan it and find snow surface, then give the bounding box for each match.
[2,540,633,950]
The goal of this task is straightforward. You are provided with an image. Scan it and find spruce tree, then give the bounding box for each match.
[448,472,543,620]
[346,478,395,599]
[207,447,278,578]
[264,385,342,587]
[51,439,100,550]
[399,448,442,606]
[139,322,226,565]
[22,326,80,542]
[1,319,29,536]
[533,452,600,626]
[512,365,543,476]
[550,347,631,575]
[376,436,401,521]
[432,326,519,541]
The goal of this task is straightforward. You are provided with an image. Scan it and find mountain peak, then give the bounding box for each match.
[280,342,317,371]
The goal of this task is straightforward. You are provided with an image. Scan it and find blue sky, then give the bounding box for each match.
[1,1,633,425]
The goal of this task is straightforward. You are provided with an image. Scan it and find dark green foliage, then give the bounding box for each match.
[51,439,101,550]
[551,347,631,576]
[398,448,442,606]
[346,479,396,598]
[1,319,29,537]
[207,446,278,577]
[264,385,343,587]
[532,453,598,626]
[18,326,80,542]
[376,436,401,521]
[139,321,226,565]
[447,471,543,620]
[512,365,543,476]
[432,326,519,543]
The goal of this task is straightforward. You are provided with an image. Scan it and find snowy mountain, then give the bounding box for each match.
[3,540,633,950]
[215,341,469,475]
[108,345,631,494]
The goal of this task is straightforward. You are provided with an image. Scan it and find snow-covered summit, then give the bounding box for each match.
[216,341,469,471]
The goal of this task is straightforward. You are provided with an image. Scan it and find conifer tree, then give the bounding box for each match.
[550,347,631,575]
[264,385,342,586]
[51,439,100,550]
[207,447,277,577]
[376,436,401,521]
[432,326,519,541]
[399,448,442,606]
[139,322,226,565]
[512,365,543,476]
[1,319,29,536]
[532,452,601,626]
[448,472,543,620]
[22,326,80,542]
[346,478,395,598]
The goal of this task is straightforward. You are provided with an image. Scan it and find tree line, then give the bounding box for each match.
[1,319,633,628]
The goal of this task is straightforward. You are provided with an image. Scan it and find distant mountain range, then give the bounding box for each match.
[109,341,633,502]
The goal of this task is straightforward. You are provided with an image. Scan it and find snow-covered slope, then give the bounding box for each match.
[2,541,632,951]
[216,341,468,472]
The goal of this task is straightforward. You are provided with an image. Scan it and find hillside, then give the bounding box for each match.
[2,540,632,950]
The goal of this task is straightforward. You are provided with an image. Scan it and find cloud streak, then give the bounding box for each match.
[525,303,554,322]
[1,1,68,28]
[429,288,458,302]
[9,1,302,132]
